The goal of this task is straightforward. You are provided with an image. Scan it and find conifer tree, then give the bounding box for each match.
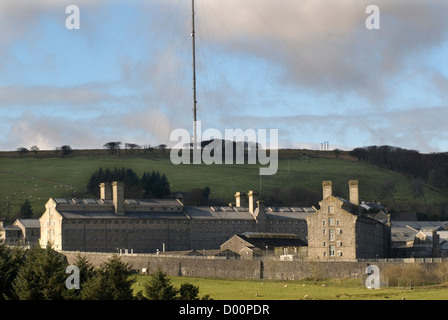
[81,255,134,300]
[13,244,68,300]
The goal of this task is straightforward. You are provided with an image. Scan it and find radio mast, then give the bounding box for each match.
[191,0,198,147]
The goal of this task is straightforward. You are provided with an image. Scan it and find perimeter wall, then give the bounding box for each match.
[63,251,442,280]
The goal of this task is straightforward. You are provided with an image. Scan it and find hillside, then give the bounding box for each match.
[1,148,447,222]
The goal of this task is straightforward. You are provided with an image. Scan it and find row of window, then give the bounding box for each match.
[64,228,187,234]
[323,240,343,247]
[322,217,341,226]
[66,219,188,224]
[323,248,343,257]
[63,219,306,225]
[322,228,343,241]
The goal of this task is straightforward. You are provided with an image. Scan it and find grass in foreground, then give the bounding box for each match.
[132,276,448,300]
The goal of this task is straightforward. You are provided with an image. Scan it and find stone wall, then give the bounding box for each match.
[63,251,437,281]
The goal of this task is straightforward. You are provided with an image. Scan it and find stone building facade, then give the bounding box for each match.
[306,180,391,260]
[0,219,40,247]
[39,182,314,253]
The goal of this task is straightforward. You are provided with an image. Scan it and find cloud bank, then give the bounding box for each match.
[0,0,447,152]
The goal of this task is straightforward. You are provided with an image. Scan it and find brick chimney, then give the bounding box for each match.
[99,182,112,200]
[322,181,332,199]
[348,180,359,205]
[248,190,259,214]
[112,181,125,215]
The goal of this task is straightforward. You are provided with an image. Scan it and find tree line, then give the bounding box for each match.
[350,145,448,189]
[86,167,170,199]
[0,241,210,300]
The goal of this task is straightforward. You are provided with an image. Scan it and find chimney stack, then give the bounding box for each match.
[348,180,359,205]
[248,190,259,214]
[322,181,332,199]
[235,192,246,208]
[99,182,112,200]
[112,181,125,215]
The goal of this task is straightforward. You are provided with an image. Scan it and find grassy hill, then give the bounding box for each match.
[1,149,447,222]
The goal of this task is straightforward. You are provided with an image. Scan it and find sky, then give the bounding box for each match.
[0,0,447,153]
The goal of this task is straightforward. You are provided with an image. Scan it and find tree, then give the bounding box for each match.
[18,199,33,219]
[412,178,427,205]
[87,167,171,199]
[125,143,140,154]
[141,171,170,198]
[380,180,398,206]
[143,269,178,300]
[30,145,39,156]
[182,187,212,206]
[0,241,24,300]
[13,244,68,300]
[60,145,73,157]
[202,186,211,202]
[17,147,28,158]
[81,255,135,300]
[333,148,341,158]
[178,282,200,300]
[142,269,211,300]
[103,142,122,155]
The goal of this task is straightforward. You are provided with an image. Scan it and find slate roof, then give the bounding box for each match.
[391,221,448,230]
[184,206,254,220]
[15,219,40,228]
[237,232,307,248]
[58,210,189,220]
[265,207,314,220]
[391,226,418,243]
[52,197,313,223]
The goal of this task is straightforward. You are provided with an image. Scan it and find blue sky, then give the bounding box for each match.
[1,0,447,152]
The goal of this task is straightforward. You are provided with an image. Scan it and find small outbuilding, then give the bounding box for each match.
[220,232,307,260]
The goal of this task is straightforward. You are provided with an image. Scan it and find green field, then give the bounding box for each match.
[1,150,447,221]
[131,275,448,300]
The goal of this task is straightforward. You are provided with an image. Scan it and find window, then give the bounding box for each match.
[323,229,326,234]
[322,220,326,226]
[328,206,334,214]
[336,220,340,226]
[329,229,335,241]
[329,245,335,256]
[337,240,342,246]
[329,217,334,226]
[337,251,343,257]
[337,228,342,234]
[323,242,327,247]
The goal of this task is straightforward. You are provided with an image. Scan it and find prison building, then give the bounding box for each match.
[39,182,314,253]
[306,180,391,260]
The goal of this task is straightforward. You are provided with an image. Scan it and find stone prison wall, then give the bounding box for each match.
[62,251,441,281]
